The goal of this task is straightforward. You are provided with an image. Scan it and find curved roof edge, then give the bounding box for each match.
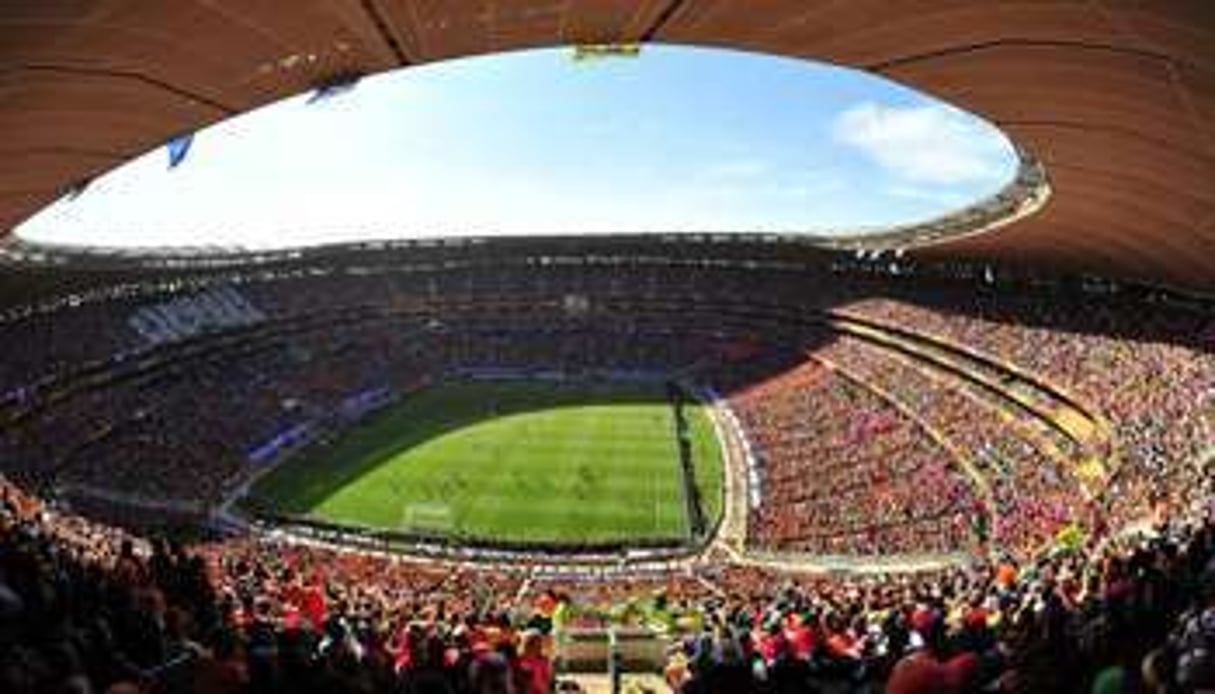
[1,2,1212,289]
[0,149,1050,270]
[811,149,1051,254]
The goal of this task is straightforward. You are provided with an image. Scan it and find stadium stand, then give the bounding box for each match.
[0,242,1210,691]
[728,358,980,557]
[4,471,1215,692]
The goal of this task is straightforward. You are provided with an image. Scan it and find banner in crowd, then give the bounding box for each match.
[247,422,317,465]
[128,285,265,346]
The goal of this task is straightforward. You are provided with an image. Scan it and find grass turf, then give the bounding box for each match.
[248,379,723,545]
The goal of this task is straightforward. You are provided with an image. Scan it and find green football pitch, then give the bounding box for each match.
[247,379,723,545]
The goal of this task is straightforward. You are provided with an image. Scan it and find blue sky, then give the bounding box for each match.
[17,45,1017,249]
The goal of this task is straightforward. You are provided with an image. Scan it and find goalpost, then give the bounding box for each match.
[401,501,454,535]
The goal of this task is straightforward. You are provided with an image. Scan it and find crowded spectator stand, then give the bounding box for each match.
[0,248,1212,690]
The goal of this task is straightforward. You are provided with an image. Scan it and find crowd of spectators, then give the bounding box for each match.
[0,317,449,505]
[728,358,979,557]
[816,335,1086,560]
[839,294,1214,529]
[0,476,555,693]
[0,256,1212,691]
[5,471,1215,692]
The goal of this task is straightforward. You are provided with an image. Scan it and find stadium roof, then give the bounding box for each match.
[2,1,1213,290]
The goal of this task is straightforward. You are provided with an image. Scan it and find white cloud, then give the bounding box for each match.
[833,102,1012,185]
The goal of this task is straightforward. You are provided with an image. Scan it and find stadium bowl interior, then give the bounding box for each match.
[1,3,1214,693]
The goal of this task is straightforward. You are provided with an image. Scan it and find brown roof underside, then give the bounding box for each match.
[2,1,1213,289]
